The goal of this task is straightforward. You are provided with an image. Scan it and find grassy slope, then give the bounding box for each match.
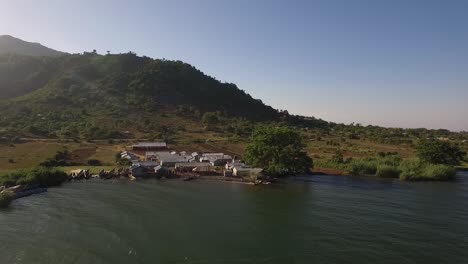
[0,136,412,174]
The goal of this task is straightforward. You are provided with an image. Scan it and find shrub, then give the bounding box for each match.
[117,158,132,166]
[416,139,466,165]
[399,160,456,181]
[349,159,377,176]
[202,112,220,125]
[39,149,71,167]
[379,155,402,166]
[0,192,14,208]
[376,165,400,178]
[1,168,68,187]
[0,171,24,187]
[399,159,423,180]
[420,164,456,181]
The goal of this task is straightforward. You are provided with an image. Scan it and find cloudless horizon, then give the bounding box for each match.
[1,0,467,131]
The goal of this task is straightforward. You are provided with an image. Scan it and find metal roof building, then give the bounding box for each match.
[132,142,167,151]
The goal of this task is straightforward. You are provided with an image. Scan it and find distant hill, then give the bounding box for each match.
[0,35,65,57]
[0,52,280,119]
[0,36,463,143]
[0,36,329,140]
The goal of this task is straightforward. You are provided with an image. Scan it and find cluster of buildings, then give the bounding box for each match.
[123,142,263,179]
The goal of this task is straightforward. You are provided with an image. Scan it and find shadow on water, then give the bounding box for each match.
[1,172,468,264]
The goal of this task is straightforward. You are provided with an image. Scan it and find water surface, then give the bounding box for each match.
[1,172,467,263]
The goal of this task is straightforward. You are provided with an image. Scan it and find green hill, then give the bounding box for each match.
[1,51,312,140]
[0,35,65,57]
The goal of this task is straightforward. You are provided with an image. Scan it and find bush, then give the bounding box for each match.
[202,112,221,125]
[0,171,24,187]
[0,168,68,187]
[418,164,456,181]
[379,155,402,166]
[117,158,132,166]
[39,149,71,167]
[399,159,423,180]
[376,165,400,178]
[399,160,456,181]
[416,139,466,165]
[0,192,14,208]
[349,159,377,176]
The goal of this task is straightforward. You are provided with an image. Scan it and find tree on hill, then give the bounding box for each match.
[244,126,313,176]
[416,139,466,166]
[202,112,221,125]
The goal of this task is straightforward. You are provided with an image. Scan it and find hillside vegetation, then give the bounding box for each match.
[0,35,65,57]
[0,38,466,178]
[0,52,280,138]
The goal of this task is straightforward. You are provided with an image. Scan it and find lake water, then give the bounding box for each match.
[1,172,468,264]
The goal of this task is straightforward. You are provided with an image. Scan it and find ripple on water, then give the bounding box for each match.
[1,174,468,264]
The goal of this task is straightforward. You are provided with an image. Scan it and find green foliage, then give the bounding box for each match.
[376,165,400,178]
[416,139,466,165]
[202,112,221,125]
[0,167,68,187]
[0,192,15,208]
[421,164,457,180]
[244,126,312,176]
[318,151,456,181]
[40,149,72,167]
[398,159,423,179]
[117,158,132,166]
[0,53,283,139]
[398,160,456,181]
[349,159,377,176]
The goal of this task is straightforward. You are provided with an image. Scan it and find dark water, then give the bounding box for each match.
[1,172,468,264]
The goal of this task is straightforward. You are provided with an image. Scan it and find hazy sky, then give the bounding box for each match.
[1,0,467,131]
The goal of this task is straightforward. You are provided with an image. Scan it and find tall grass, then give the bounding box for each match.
[376,164,400,178]
[399,160,456,181]
[318,154,457,181]
[349,159,377,176]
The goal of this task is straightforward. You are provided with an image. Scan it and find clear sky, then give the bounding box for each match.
[1,0,467,131]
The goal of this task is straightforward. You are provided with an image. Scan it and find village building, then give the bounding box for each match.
[146,151,172,161]
[191,152,200,161]
[130,165,149,178]
[232,166,263,178]
[160,155,190,167]
[121,151,138,162]
[138,161,160,170]
[130,161,160,177]
[132,142,167,151]
[225,160,245,170]
[200,153,233,166]
[175,162,213,173]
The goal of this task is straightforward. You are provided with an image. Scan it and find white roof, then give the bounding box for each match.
[175,162,212,167]
[201,153,233,162]
[202,153,225,157]
[133,142,167,147]
[233,166,263,173]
